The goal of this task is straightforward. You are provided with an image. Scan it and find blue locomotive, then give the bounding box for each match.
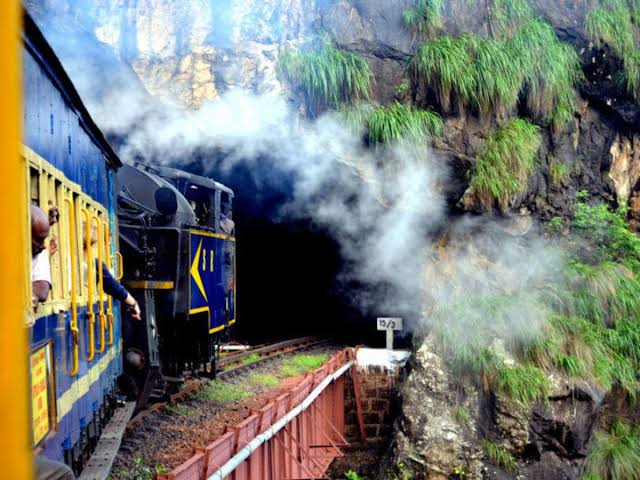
[22,9,236,475]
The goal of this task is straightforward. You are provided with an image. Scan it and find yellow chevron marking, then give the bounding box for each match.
[190,239,208,302]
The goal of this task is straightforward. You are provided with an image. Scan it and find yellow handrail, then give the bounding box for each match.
[115,251,124,281]
[93,214,107,354]
[103,220,114,346]
[81,208,95,362]
[63,197,80,376]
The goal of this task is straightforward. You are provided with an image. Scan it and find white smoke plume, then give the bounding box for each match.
[31,5,566,346]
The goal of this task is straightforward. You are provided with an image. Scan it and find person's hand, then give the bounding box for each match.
[130,301,141,321]
[48,203,59,226]
[48,235,58,256]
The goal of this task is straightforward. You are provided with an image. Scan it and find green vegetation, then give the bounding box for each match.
[582,421,640,480]
[277,44,372,112]
[279,354,328,377]
[345,471,366,480]
[468,119,541,210]
[585,0,640,99]
[192,380,249,404]
[411,18,581,129]
[368,102,443,144]
[110,455,168,480]
[248,372,280,387]
[166,404,197,416]
[490,0,533,36]
[451,405,470,426]
[572,191,640,270]
[482,440,518,473]
[341,101,443,145]
[403,0,444,36]
[496,364,550,405]
[237,353,260,366]
[549,160,569,187]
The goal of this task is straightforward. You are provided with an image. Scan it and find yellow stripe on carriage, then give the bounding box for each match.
[56,344,120,422]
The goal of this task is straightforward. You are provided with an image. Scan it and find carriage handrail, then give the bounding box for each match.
[63,197,80,376]
[103,220,114,346]
[93,214,107,354]
[81,207,96,362]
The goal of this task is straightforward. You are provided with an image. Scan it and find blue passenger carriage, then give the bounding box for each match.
[23,12,124,473]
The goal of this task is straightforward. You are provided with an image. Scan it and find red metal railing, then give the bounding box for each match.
[158,349,354,480]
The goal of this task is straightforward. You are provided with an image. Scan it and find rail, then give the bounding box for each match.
[127,337,328,430]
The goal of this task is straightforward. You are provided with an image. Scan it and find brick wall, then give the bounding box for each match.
[344,364,402,447]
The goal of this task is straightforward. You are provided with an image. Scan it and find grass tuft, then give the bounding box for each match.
[410,19,581,128]
[496,364,550,405]
[582,420,640,480]
[451,405,470,426]
[482,440,518,473]
[279,354,328,378]
[367,102,443,144]
[468,118,541,210]
[550,160,569,188]
[247,372,280,387]
[192,381,249,404]
[585,1,640,99]
[403,0,444,36]
[277,44,372,112]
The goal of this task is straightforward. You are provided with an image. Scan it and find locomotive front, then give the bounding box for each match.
[117,164,236,401]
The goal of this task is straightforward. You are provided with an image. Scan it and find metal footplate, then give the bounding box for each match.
[78,402,136,480]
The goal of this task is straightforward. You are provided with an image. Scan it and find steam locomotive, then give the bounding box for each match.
[117,163,236,404]
[22,9,235,474]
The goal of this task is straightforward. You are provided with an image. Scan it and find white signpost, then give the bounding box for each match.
[377,317,403,350]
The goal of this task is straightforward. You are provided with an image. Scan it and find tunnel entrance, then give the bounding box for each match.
[182,160,410,348]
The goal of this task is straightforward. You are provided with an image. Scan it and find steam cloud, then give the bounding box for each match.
[32,5,566,346]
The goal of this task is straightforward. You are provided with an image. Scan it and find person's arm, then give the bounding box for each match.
[32,251,52,307]
[98,260,141,320]
[32,280,50,303]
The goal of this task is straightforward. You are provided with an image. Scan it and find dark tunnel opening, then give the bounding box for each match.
[182,159,413,349]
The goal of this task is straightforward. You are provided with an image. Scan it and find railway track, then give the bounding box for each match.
[126,336,328,429]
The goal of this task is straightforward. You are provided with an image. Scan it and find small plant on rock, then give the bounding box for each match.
[482,440,518,473]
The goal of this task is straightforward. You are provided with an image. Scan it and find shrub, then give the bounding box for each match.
[277,44,372,112]
[572,192,640,270]
[468,118,541,210]
[482,440,518,473]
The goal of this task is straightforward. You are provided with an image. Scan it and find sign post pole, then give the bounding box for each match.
[377,317,403,351]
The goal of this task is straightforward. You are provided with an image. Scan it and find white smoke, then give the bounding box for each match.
[32,4,566,345]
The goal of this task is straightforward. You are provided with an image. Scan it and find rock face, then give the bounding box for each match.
[392,337,610,480]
